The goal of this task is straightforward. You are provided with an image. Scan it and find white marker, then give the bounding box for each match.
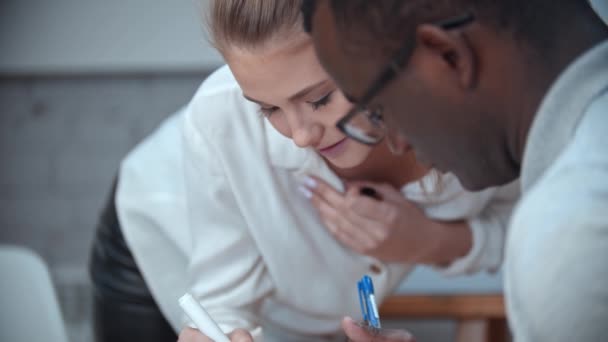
[179,293,230,342]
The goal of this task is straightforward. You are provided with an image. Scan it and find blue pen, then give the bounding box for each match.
[357,275,381,329]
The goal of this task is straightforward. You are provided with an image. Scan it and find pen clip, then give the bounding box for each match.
[358,279,370,324]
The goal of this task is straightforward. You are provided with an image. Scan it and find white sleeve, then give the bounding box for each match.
[180,107,274,334]
[435,180,520,276]
[116,172,191,332]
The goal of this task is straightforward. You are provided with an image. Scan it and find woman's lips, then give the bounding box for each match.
[318,138,348,158]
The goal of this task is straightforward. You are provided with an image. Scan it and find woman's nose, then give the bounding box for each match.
[291,118,323,148]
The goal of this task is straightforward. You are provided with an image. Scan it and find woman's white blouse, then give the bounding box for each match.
[116,66,519,340]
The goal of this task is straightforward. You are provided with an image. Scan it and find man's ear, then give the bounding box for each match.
[414,24,477,90]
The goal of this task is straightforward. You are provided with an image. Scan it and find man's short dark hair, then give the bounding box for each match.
[301,0,318,33]
[302,0,588,54]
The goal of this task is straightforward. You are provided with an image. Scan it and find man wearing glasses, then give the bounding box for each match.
[303,0,608,341]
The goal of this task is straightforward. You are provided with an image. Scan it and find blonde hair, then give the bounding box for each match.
[208,0,303,52]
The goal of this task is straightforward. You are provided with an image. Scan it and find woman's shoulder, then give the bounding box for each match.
[118,108,186,198]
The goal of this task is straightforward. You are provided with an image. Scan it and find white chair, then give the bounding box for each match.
[591,0,608,25]
[0,245,69,342]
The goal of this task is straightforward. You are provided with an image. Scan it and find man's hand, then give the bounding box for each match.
[342,317,416,342]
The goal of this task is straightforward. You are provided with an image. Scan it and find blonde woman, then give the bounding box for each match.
[90,1,518,342]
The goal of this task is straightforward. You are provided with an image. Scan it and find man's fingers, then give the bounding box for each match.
[228,328,253,342]
[342,317,416,342]
[341,316,369,341]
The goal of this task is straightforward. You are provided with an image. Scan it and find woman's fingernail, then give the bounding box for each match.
[303,176,317,188]
[298,185,312,199]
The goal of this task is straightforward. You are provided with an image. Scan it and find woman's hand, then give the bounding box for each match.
[342,317,416,342]
[178,327,253,342]
[300,176,449,263]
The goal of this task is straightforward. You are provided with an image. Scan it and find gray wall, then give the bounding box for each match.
[0,0,222,74]
[1,0,606,75]
[0,75,206,278]
[0,75,208,341]
[593,0,608,24]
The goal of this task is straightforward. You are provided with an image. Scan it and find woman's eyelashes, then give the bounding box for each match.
[259,106,278,117]
[258,90,334,117]
[309,91,334,111]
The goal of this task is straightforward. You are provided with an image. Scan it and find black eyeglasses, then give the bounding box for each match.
[337,12,475,152]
